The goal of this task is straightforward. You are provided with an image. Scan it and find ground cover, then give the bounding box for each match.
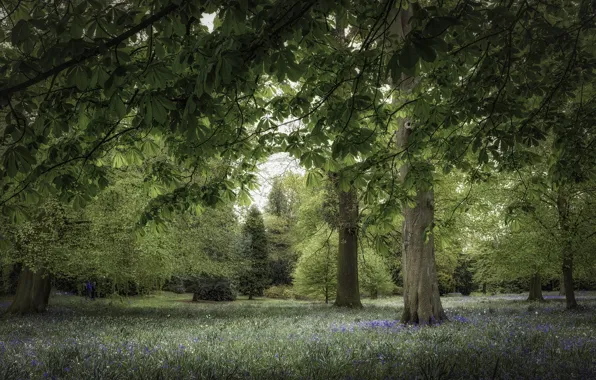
[0,292,595,379]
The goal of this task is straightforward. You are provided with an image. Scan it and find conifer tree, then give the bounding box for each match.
[238,206,270,299]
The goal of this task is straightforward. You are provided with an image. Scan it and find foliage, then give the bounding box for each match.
[453,256,475,296]
[237,206,270,298]
[266,177,290,217]
[358,248,395,298]
[263,285,295,300]
[190,275,236,302]
[293,227,337,303]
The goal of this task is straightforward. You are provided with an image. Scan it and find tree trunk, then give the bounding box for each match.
[396,125,446,325]
[370,290,378,300]
[557,190,577,309]
[7,267,52,314]
[527,273,544,302]
[248,294,253,300]
[558,275,565,296]
[334,186,362,308]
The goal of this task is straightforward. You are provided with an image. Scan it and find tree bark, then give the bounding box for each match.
[558,275,565,296]
[7,267,52,314]
[527,273,544,302]
[396,125,446,325]
[334,186,362,308]
[557,190,578,309]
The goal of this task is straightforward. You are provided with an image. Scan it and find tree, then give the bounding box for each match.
[329,173,362,308]
[264,174,301,286]
[1,0,594,320]
[237,206,270,299]
[358,249,395,299]
[293,227,337,304]
[389,4,446,325]
[1,199,82,313]
[266,177,290,217]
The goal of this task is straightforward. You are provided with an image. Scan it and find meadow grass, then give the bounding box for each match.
[0,291,595,379]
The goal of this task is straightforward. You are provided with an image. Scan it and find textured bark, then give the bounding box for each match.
[397,126,446,325]
[557,191,578,309]
[527,273,544,302]
[388,3,445,325]
[7,267,52,314]
[334,186,362,308]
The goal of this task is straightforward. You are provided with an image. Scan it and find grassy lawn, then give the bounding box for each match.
[0,292,595,379]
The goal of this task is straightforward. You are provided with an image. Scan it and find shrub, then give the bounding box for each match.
[189,276,236,302]
[263,285,294,299]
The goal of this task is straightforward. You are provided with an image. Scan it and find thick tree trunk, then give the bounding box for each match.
[334,186,362,308]
[557,191,578,309]
[7,267,52,314]
[397,125,446,325]
[527,273,544,302]
[562,253,577,308]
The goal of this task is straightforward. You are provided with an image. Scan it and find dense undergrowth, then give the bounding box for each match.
[0,292,595,379]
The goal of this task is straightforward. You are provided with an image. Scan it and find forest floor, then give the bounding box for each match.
[0,291,595,379]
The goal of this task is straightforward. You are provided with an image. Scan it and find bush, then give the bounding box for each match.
[164,276,187,294]
[263,285,294,299]
[189,276,236,302]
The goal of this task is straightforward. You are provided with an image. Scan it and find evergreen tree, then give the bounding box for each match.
[238,206,270,299]
[266,178,289,217]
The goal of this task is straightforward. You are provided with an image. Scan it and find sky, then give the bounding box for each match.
[251,153,303,210]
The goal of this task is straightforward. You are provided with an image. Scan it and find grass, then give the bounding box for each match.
[0,291,595,379]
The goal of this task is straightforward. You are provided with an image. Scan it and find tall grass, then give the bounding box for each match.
[0,292,595,379]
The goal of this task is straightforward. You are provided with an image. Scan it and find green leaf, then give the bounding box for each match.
[141,140,161,155]
[423,16,458,37]
[126,148,144,166]
[414,40,437,63]
[399,42,419,69]
[338,176,351,192]
[112,151,127,168]
[305,171,322,187]
[238,189,252,206]
[387,51,402,83]
[11,20,30,46]
[111,95,127,119]
[68,66,90,91]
